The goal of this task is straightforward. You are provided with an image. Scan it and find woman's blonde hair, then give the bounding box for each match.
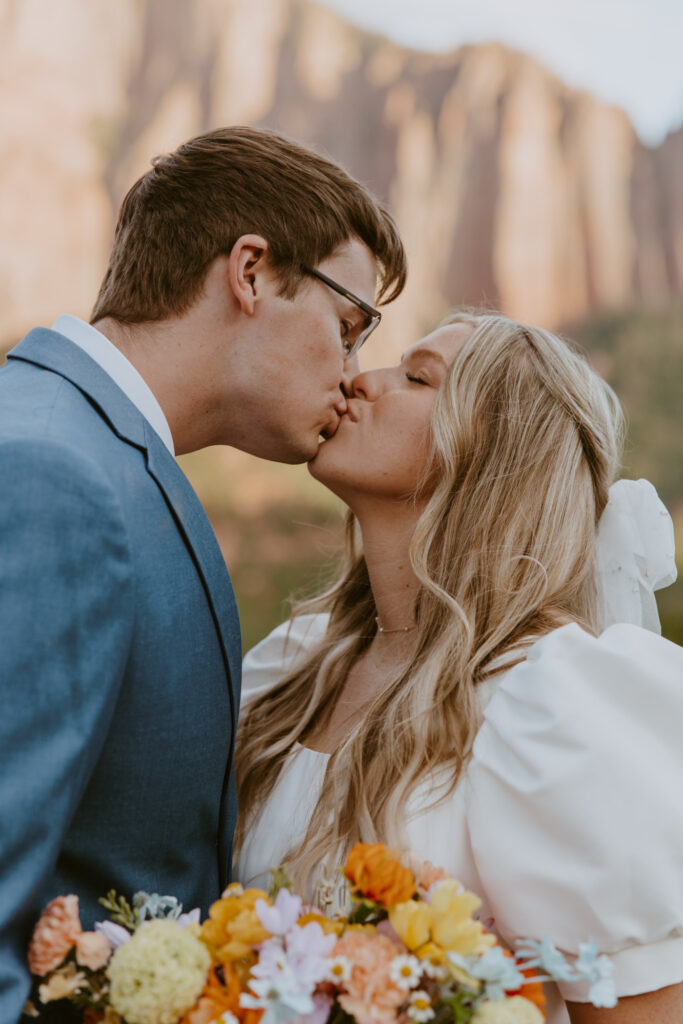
[235,312,625,895]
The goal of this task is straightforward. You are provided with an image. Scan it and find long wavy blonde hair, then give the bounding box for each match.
[235,312,625,893]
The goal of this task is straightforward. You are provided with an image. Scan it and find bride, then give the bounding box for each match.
[233,311,683,1023]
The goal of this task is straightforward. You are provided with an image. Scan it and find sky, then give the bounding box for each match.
[320,0,683,145]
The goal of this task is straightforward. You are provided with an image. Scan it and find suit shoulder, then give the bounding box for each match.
[0,436,126,517]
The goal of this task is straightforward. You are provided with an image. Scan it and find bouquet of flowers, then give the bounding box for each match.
[26,843,616,1024]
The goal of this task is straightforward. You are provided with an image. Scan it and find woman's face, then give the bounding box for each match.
[308,322,473,506]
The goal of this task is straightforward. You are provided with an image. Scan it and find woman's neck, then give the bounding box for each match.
[355,503,422,635]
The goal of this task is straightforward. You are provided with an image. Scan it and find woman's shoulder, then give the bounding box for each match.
[483,619,683,727]
[472,620,683,796]
[466,622,683,999]
[241,612,330,706]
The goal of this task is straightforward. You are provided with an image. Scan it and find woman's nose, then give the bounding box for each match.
[340,357,360,399]
[350,364,398,400]
[349,367,384,401]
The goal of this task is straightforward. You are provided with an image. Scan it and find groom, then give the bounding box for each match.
[0,126,406,1021]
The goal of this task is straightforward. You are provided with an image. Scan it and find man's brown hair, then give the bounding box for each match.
[91,126,406,324]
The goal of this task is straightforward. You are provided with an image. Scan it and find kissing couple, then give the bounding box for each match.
[0,127,681,1024]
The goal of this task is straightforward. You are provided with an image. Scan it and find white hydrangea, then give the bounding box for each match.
[107,918,210,1024]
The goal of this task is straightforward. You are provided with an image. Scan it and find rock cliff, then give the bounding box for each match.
[1,0,680,354]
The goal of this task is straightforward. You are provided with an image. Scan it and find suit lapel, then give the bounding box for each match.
[7,329,242,733]
[143,423,242,727]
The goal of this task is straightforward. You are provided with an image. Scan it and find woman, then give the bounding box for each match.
[234,312,683,1023]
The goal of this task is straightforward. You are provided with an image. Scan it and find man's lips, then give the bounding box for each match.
[320,411,341,440]
[340,403,359,423]
[320,402,359,441]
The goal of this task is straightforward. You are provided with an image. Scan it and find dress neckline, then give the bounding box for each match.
[293,741,331,758]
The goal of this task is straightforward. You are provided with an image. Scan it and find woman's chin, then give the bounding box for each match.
[307,439,338,484]
[307,443,355,501]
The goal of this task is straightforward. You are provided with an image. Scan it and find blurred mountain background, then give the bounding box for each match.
[1,0,681,644]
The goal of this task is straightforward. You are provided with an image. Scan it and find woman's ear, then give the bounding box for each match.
[226,234,270,315]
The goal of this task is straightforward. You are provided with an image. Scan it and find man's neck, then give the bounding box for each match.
[94,316,215,455]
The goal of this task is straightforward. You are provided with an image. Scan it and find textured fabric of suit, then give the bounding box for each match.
[0,328,241,1023]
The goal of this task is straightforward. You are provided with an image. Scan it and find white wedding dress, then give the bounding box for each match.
[236,481,683,1023]
[237,615,683,1023]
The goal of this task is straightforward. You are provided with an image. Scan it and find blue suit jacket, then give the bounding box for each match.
[0,329,242,1022]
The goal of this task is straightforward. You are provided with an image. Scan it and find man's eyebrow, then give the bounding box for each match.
[400,348,448,368]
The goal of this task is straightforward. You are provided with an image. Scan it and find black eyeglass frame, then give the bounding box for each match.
[302,265,381,357]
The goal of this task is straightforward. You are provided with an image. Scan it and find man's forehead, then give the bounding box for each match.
[320,240,377,299]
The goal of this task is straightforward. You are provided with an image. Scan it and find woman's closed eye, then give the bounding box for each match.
[405,372,430,385]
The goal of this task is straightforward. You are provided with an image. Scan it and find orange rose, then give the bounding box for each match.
[182,964,263,1024]
[344,843,416,906]
[28,895,82,976]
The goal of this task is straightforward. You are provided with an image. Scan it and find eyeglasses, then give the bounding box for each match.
[302,265,381,358]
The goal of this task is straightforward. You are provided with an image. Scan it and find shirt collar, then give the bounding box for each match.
[51,314,175,456]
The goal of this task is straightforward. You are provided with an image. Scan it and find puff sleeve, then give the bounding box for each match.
[466,622,683,1002]
[241,613,330,706]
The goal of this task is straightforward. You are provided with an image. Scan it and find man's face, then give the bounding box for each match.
[228,238,378,463]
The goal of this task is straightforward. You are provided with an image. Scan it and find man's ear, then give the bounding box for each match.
[227,234,270,315]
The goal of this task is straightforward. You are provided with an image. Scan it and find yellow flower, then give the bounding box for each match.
[415,942,446,966]
[297,911,342,936]
[471,995,545,1023]
[201,888,271,961]
[107,919,211,1024]
[389,901,432,951]
[429,881,495,956]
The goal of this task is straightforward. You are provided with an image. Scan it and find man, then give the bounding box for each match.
[0,126,406,1021]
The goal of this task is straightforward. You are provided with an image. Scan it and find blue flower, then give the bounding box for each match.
[575,941,617,1008]
[515,937,575,981]
[447,947,524,1001]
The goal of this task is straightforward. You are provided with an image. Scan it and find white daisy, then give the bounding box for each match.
[421,958,448,982]
[326,955,352,985]
[389,954,422,990]
[407,990,435,1022]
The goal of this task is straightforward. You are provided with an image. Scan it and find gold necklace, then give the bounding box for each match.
[375,616,417,634]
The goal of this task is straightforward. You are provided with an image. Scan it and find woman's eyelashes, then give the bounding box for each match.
[405,372,430,385]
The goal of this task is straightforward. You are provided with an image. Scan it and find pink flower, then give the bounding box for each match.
[75,930,112,970]
[28,896,82,976]
[294,993,333,1024]
[405,856,450,899]
[333,931,406,1024]
[256,889,303,935]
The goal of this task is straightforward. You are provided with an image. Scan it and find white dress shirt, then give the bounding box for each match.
[51,314,175,456]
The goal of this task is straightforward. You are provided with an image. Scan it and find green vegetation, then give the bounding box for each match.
[573,303,683,642]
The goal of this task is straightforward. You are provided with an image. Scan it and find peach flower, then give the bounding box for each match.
[333,930,406,1024]
[37,962,87,1003]
[405,856,450,897]
[75,930,112,971]
[29,895,82,976]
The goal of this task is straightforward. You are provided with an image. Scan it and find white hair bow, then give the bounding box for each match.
[595,479,677,633]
